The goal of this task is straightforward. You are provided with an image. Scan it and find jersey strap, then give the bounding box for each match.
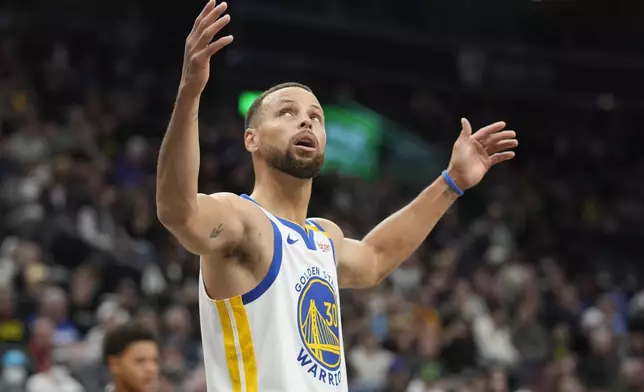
[239,194,284,305]
[305,219,337,266]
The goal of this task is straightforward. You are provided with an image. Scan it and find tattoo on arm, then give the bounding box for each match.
[443,187,460,200]
[210,223,223,239]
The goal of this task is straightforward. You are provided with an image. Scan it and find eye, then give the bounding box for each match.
[310,113,324,123]
[279,109,294,117]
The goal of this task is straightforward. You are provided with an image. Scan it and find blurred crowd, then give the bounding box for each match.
[2,2,644,392]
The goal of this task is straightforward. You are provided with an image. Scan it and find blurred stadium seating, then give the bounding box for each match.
[1,0,644,391]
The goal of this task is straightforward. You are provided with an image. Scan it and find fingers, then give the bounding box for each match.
[484,130,516,145]
[196,2,229,47]
[197,1,227,35]
[461,118,472,137]
[473,121,506,141]
[192,35,234,64]
[204,35,234,57]
[189,2,229,49]
[490,151,515,166]
[198,13,231,49]
[192,0,216,33]
[486,139,518,155]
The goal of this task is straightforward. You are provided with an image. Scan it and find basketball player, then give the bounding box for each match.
[156,1,518,391]
[103,322,160,392]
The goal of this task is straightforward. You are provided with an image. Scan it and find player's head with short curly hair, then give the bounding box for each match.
[104,322,160,392]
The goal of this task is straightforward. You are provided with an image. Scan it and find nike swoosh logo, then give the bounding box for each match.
[287,234,299,245]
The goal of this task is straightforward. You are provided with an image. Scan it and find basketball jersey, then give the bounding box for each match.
[199,194,348,392]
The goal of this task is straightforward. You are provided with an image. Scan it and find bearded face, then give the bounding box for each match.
[260,133,325,179]
[247,86,327,179]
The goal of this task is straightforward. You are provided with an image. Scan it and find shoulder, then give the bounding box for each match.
[25,373,47,388]
[308,217,344,245]
[204,192,268,224]
[198,192,274,263]
[202,192,248,207]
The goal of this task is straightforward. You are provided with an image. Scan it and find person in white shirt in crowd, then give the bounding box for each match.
[472,303,519,369]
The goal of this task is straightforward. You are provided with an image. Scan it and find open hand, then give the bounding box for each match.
[180,1,233,98]
[446,118,517,190]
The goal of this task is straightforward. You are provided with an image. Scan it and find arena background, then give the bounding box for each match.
[1,0,644,391]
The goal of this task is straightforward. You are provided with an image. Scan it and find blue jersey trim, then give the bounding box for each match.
[241,193,258,206]
[328,238,337,266]
[240,195,284,305]
[306,219,325,232]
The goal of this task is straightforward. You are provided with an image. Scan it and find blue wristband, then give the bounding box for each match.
[441,170,464,197]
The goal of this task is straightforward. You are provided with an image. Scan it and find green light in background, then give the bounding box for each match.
[322,105,382,180]
[238,91,261,117]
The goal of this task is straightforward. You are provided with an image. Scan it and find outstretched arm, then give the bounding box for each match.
[316,118,517,288]
[156,1,237,256]
[315,177,457,288]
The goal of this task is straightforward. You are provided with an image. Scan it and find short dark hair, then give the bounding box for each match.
[244,82,313,129]
[103,322,158,361]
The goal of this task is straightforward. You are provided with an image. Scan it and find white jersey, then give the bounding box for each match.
[199,194,348,392]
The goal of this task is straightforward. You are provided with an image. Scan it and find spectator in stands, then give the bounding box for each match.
[577,326,620,390]
[27,317,54,374]
[513,299,549,383]
[81,299,129,363]
[349,333,395,392]
[0,349,29,392]
[161,305,199,367]
[103,322,160,392]
[33,286,79,348]
[25,316,84,392]
[472,302,519,369]
[0,284,26,354]
[69,265,101,336]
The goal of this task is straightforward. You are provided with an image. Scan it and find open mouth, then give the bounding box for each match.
[293,134,317,149]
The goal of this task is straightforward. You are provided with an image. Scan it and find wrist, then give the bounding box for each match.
[177,83,203,103]
[441,170,464,198]
[446,166,470,191]
[175,87,201,113]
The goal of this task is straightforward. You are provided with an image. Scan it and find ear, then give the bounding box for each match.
[244,128,259,152]
[107,356,118,374]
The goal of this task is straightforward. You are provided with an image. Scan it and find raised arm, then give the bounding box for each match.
[156,1,236,256]
[315,118,517,288]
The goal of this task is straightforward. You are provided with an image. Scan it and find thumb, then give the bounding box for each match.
[461,118,472,137]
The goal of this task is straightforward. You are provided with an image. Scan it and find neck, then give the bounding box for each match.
[251,168,312,226]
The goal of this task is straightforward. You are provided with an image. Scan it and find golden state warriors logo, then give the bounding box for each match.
[294,267,343,386]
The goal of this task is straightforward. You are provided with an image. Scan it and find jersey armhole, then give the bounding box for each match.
[200,216,283,306]
[200,194,284,305]
[240,212,284,305]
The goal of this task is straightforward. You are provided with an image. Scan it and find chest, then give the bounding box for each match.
[277,222,336,273]
[272,221,340,302]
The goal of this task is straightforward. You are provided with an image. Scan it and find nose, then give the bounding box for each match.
[298,117,312,129]
[145,362,159,376]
